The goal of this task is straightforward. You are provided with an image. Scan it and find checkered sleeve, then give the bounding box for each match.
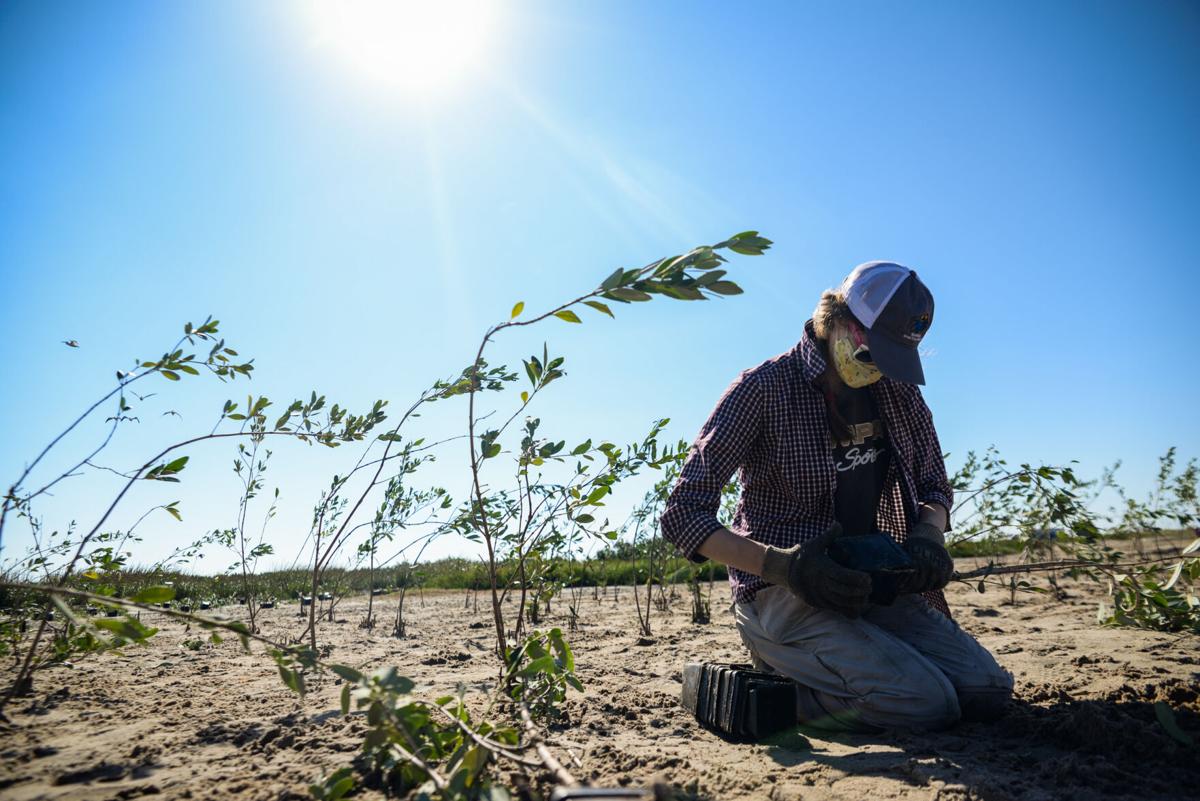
[907,385,954,526]
[660,370,763,563]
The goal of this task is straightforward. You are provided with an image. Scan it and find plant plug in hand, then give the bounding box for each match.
[761,521,873,617]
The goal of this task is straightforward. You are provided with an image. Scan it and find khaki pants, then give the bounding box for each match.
[734,586,1014,732]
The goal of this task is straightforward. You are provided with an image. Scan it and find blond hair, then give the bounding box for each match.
[811,288,860,444]
[812,288,856,340]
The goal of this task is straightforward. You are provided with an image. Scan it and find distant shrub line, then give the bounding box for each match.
[11,528,1177,609]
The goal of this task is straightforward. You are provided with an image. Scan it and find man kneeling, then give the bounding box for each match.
[660,262,1013,732]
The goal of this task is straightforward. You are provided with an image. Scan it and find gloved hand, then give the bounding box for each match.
[897,522,954,594]
[761,522,872,618]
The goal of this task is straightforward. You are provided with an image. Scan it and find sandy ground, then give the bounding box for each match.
[2,566,1199,801]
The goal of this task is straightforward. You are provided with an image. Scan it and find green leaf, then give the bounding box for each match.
[133,586,176,603]
[727,242,766,256]
[362,728,388,750]
[548,628,574,670]
[583,300,614,318]
[328,776,354,801]
[160,370,181,381]
[693,269,728,287]
[329,664,363,683]
[517,655,556,677]
[600,267,624,290]
[511,301,524,319]
[94,617,158,642]
[723,231,773,255]
[164,456,189,473]
[680,285,707,300]
[652,254,683,277]
[585,485,610,504]
[607,287,652,302]
[554,310,582,324]
[371,667,415,694]
[1164,561,1185,590]
[523,359,539,386]
[340,683,352,716]
[278,665,304,696]
[225,621,251,651]
[574,513,594,524]
[51,596,78,623]
[706,281,744,296]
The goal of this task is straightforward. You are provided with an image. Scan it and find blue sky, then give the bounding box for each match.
[2,1,1197,571]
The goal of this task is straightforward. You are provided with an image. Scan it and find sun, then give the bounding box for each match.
[305,0,498,95]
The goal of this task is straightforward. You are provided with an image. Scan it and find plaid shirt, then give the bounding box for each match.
[660,319,954,615]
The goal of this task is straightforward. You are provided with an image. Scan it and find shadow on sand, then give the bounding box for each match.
[758,689,1200,800]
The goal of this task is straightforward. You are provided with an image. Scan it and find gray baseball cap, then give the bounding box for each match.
[839,261,934,385]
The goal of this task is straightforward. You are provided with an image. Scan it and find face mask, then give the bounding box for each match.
[830,320,882,388]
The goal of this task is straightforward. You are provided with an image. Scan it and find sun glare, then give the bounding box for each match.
[305,0,497,95]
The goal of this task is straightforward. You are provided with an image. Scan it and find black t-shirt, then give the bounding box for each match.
[828,384,891,537]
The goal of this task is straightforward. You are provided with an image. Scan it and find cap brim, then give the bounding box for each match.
[866,328,926,385]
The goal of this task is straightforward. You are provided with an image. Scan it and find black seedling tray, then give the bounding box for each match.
[681,662,797,741]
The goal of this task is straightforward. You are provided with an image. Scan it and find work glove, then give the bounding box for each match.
[897,522,954,594]
[760,522,872,618]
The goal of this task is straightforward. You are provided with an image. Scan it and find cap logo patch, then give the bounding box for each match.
[902,313,930,342]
